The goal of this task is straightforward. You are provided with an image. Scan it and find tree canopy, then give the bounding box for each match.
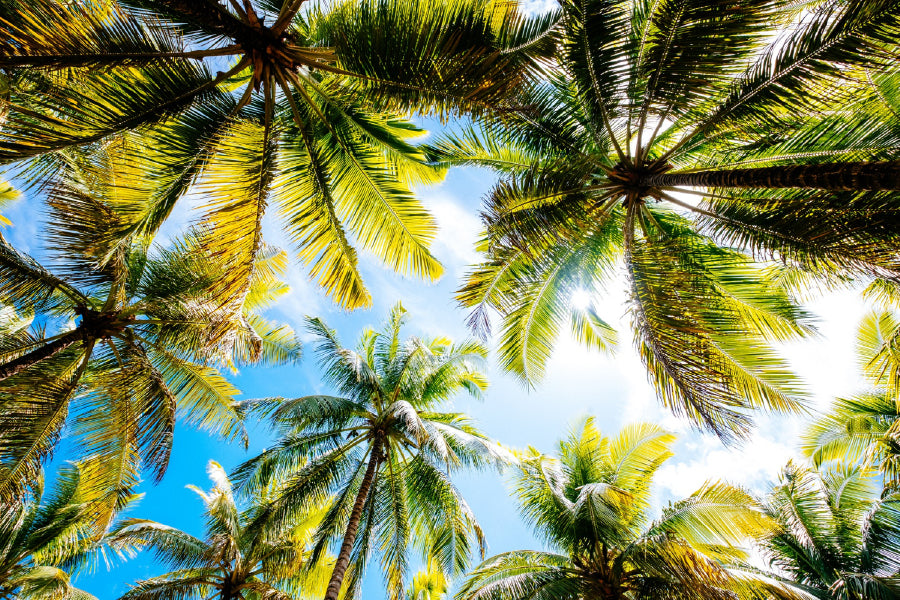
[429,0,900,441]
[3,1,900,598]
[458,418,798,600]
[0,149,301,505]
[0,0,553,309]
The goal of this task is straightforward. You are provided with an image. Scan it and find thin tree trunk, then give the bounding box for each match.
[324,436,383,600]
[0,328,84,382]
[646,161,900,191]
[220,574,236,600]
[0,47,241,69]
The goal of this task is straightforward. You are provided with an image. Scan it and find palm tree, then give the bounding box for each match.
[0,152,301,503]
[0,0,553,309]
[232,303,508,600]
[428,0,900,440]
[402,530,465,600]
[758,460,900,600]
[107,460,336,600]
[805,391,900,493]
[405,558,448,600]
[0,462,137,600]
[805,302,900,490]
[457,418,800,600]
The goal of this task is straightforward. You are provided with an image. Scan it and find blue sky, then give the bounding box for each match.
[3,144,874,598]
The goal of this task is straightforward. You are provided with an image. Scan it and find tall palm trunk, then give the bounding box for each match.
[324,436,383,600]
[0,328,84,381]
[646,161,900,191]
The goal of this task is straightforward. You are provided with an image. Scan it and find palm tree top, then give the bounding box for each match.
[0,0,558,310]
[458,417,791,600]
[0,462,139,600]
[759,459,900,600]
[233,304,507,600]
[107,459,336,600]
[0,152,302,504]
[427,0,900,441]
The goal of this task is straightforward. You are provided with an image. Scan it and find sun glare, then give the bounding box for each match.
[570,288,592,310]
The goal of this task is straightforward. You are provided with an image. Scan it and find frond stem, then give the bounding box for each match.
[0,46,243,68]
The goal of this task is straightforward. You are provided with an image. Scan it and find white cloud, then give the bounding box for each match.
[656,429,801,499]
[779,287,870,409]
[519,0,558,16]
[428,191,483,274]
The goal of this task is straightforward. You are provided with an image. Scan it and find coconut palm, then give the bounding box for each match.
[804,300,900,490]
[405,557,448,600]
[0,152,301,504]
[0,462,138,600]
[758,460,900,600]
[428,0,900,440]
[232,303,508,600]
[458,418,801,600]
[0,0,554,309]
[107,460,335,600]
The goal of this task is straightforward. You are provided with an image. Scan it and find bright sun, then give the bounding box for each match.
[570,288,592,310]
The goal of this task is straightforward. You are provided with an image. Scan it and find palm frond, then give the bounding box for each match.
[196,117,274,307]
[0,60,224,163]
[314,0,549,117]
[0,0,186,69]
[627,211,808,441]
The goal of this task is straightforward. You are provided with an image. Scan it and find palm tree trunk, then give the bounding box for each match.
[646,161,900,191]
[0,328,84,381]
[323,436,383,600]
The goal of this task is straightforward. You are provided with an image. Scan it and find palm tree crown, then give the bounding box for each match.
[430,0,900,441]
[0,463,137,600]
[759,460,900,600]
[458,418,793,600]
[107,460,335,600]
[0,153,301,504]
[0,0,553,309]
[233,303,508,600]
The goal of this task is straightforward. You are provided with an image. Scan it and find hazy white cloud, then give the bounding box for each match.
[519,0,558,16]
[779,288,870,408]
[429,191,483,274]
[657,429,801,499]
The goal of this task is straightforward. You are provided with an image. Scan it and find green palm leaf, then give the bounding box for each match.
[109,460,337,600]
